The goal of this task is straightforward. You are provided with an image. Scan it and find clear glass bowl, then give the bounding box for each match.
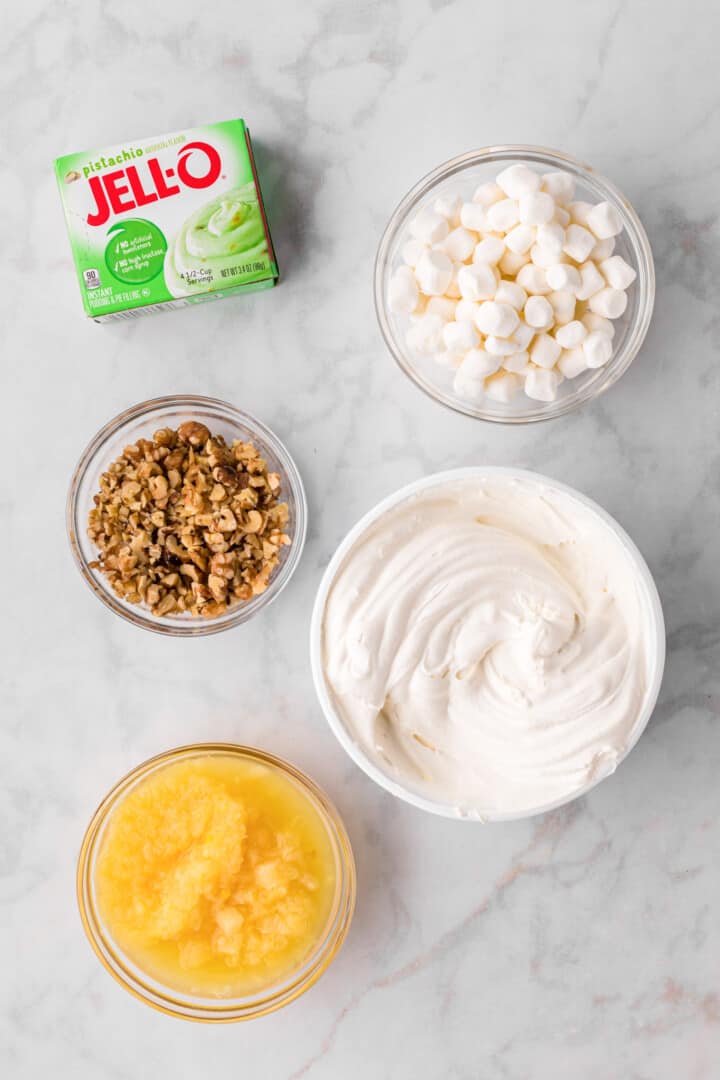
[77,743,356,1022]
[67,395,307,636]
[374,145,655,423]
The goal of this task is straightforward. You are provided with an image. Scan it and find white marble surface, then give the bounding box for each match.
[3,1,720,1075]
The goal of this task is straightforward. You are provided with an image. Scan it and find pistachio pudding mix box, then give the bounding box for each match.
[55,119,278,321]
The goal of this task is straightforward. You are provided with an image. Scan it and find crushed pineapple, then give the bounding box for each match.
[94,755,337,997]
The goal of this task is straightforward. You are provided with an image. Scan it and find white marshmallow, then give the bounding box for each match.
[434,350,463,369]
[460,202,488,232]
[499,249,530,276]
[546,263,582,293]
[474,301,519,337]
[472,235,506,264]
[426,296,457,321]
[554,320,587,348]
[575,260,606,301]
[415,249,453,295]
[454,298,480,323]
[600,255,637,289]
[563,225,596,263]
[484,371,521,403]
[487,198,521,232]
[442,226,477,262]
[445,263,463,299]
[589,287,627,319]
[504,224,535,254]
[582,312,615,338]
[524,295,554,330]
[453,370,485,401]
[530,243,563,269]
[591,237,615,261]
[409,295,428,319]
[530,333,561,369]
[518,191,556,226]
[502,350,531,373]
[553,206,571,227]
[457,262,497,301]
[461,348,501,379]
[401,238,427,268]
[486,335,520,356]
[512,320,535,350]
[525,366,560,402]
[496,163,541,198]
[548,289,576,325]
[516,264,551,295]
[583,330,613,368]
[443,319,479,352]
[568,201,593,225]
[541,171,575,204]
[536,222,565,255]
[433,192,463,223]
[586,201,623,239]
[406,313,445,354]
[472,181,504,207]
[388,267,420,314]
[495,281,527,309]
[557,347,588,379]
[410,207,450,245]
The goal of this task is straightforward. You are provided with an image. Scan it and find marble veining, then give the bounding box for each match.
[2,0,719,1076]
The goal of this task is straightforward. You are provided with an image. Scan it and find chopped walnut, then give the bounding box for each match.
[87,425,291,618]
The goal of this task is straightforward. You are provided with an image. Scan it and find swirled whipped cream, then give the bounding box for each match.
[321,475,656,816]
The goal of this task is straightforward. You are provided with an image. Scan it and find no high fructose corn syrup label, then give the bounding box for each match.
[54,119,278,321]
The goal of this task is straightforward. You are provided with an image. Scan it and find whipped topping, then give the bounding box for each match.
[321,475,656,816]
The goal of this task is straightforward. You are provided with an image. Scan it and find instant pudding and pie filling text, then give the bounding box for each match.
[55,119,278,320]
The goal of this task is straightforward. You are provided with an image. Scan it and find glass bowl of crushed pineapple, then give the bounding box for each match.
[77,743,356,1021]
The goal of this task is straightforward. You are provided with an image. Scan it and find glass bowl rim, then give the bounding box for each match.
[310,466,666,821]
[66,394,308,637]
[76,741,357,1022]
[374,144,656,424]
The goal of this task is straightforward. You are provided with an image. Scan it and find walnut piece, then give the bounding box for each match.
[87,426,291,618]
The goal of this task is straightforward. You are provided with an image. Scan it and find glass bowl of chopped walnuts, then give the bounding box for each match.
[67,395,307,636]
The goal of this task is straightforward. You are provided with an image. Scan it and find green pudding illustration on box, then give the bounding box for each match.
[54,119,278,321]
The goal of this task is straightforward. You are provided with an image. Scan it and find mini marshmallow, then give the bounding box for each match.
[548,289,576,325]
[557,347,588,379]
[496,163,541,199]
[591,237,615,261]
[516,263,551,295]
[582,312,615,338]
[457,263,497,301]
[410,207,450,245]
[546,263,582,293]
[445,263,463,299]
[524,295,554,330]
[474,301,519,337]
[472,181,504,207]
[442,226,477,262]
[415,249,453,295]
[502,350,531,373]
[499,249,530,276]
[554,320,587,348]
[586,200,623,239]
[530,333,562,369]
[512,320,535,350]
[486,335,520,356]
[443,319,479,352]
[504,224,535,254]
[453,370,485,401]
[460,202,488,232]
[525,366,560,402]
[563,225,596,263]
[536,222,565,255]
[426,296,458,321]
[583,330,613,368]
[406,313,445,354]
[434,351,464,370]
[454,298,480,323]
[519,191,556,226]
[600,255,637,289]
[568,201,593,225]
[461,348,501,379]
[409,295,428,319]
[487,198,521,232]
[541,171,575,204]
[433,192,463,223]
[388,267,420,314]
[484,371,521,403]
[553,206,571,227]
[575,261,606,301]
[495,281,527,309]
[530,243,563,269]
[472,235,506,264]
[401,238,427,268]
[589,287,627,319]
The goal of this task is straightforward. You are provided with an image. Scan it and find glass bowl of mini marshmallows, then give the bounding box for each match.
[375,146,654,423]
